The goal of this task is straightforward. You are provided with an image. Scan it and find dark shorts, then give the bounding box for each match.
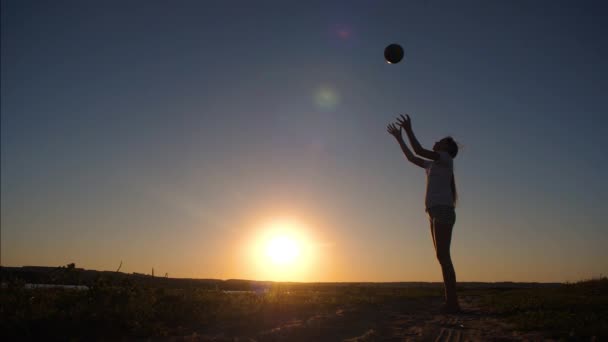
[426,205,456,226]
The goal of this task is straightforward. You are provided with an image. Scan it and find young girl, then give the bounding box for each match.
[387,114,460,313]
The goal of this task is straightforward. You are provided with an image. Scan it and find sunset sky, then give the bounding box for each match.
[2,0,606,282]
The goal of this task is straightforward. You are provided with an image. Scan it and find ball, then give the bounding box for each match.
[384,44,404,64]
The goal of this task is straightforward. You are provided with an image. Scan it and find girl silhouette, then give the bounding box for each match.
[387,114,460,313]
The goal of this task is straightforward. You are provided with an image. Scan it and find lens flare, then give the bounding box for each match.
[314,86,340,110]
[331,24,355,42]
[337,27,351,39]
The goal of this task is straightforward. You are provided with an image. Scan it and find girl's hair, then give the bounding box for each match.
[442,136,459,205]
[443,136,458,158]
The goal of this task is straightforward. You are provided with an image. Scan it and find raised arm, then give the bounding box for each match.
[397,114,440,161]
[387,123,428,168]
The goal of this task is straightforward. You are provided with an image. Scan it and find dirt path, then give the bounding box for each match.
[344,295,548,342]
[180,295,548,341]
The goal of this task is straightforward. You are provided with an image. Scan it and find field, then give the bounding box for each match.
[1,268,606,341]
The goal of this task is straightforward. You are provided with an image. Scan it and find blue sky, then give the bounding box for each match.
[2,0,607,281]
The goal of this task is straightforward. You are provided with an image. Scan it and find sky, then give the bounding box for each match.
[1,0,607,282]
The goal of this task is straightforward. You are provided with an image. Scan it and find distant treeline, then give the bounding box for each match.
[1,265,248,290]
[0,265,562,290]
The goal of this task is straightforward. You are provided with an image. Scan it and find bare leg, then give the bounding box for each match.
[432,219,458,308]
[428,216,437,252]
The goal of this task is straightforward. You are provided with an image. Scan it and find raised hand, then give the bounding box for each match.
[396,114,412,131]
[387,123,402,139]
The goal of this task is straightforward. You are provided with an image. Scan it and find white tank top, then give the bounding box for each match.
[423,151,454,209]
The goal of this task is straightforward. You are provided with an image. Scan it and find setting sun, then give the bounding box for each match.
[242,217,325,281]
[266,235,300,265]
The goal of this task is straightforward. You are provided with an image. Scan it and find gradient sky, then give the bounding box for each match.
[2,0,607,282]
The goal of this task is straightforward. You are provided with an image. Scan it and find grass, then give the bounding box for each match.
[2,275,607,340]
[0,277,441,340]
[479,277,608,339]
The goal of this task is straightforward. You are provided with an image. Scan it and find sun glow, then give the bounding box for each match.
[245,217,321,281]
[266,235,300,265]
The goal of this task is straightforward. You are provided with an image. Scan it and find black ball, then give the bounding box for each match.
[384,44,404,64]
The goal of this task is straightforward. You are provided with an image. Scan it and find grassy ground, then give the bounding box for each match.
[477,277,608,340]
[1,278,440,340]
[2,277,606,340]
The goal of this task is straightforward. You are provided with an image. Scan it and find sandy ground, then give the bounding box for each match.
[173,295,551,342]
